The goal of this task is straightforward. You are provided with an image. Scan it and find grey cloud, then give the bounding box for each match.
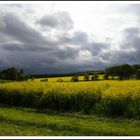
[1,14,47,45]
[120,27,140,63]
[59,31,88,46]
[121,27,140,50]
[101,50,138,65]
[100,27,140,66]
[52,47,80,60]
[0,13,81,73]
[36,11,73,31]
[1,7,139,74]
[0,42,52,52]
[59,31,109,56]
[0,13,59,52]
[0,31,109,74]
[0,43,24,51]
[87,42,109,55]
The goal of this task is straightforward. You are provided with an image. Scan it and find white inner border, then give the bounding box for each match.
[0,1,140,139]
[0,1,140,4]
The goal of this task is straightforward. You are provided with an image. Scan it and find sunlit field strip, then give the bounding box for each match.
[34,74,118,82]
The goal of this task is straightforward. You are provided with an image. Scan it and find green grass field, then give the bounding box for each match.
[0,105,140,136]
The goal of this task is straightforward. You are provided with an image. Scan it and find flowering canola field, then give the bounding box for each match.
[0,79,140,118]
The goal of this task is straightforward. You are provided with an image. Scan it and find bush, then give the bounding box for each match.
[41,79,48,82]
[57,79,63,82]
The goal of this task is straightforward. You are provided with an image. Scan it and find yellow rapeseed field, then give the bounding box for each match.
[0,79,140,118]
[0,79,139,96]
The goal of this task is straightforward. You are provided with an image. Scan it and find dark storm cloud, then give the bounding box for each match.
[52,47,80,59]
[121,27,140,50]
[120,27,140,63]
[0,13,79,54]
[2,14,46,45]
[101,50,138,66]
[1,7,139,74]
[36,11,73,31]
[0,43,24,51]
[0,13,82,73]
[100,27,140,66]
[59,31,109,56]
[87,42,109,55]
[0,12,111,73]
[0,42,52,52]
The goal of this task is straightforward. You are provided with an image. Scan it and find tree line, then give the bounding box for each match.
[32,70,104,78]
[105,64,140,80]
[0,67,30,81]
[71,64,140,82]
[0,64,140,81]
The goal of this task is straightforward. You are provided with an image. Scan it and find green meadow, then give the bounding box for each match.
[0,105,140,136]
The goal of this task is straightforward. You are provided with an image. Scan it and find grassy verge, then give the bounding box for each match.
[0,105,140,136]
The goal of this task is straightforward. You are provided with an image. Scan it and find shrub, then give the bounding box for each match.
[41,79,48,82]
[57,79,63,82]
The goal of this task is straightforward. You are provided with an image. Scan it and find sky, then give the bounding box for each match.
[0,2,140,74]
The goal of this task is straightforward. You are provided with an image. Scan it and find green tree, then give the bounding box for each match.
[105,64,135,80]
[91,72,99,80]
[103,73,109,80]
[119,64,135,79]
[6,67,18,81]
[0,67,30,81]
[71,75,79,82]
[84,74,89,81]
[136,69,140,79]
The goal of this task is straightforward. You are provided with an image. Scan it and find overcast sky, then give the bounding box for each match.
[0,2,140,74]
